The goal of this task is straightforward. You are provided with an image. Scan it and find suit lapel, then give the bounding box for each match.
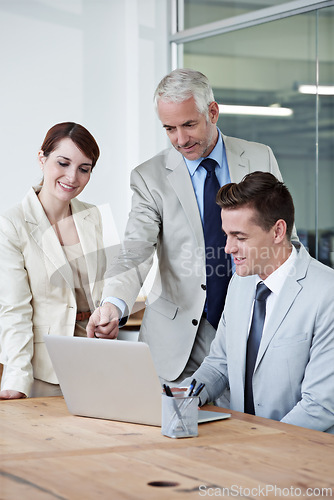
[223,134,250,183]
[31,223,75,289]
[23,189,74,289]
[164,136,250,245]
[255,244,309,371]
[23,189,102,308]
[166,148,204,248]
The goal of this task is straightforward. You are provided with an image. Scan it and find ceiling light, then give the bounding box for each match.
[298,84,334,96]
[218,104,293,117]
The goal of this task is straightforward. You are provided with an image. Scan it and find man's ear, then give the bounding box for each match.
[273,219,287,243]
[208,101,220,125]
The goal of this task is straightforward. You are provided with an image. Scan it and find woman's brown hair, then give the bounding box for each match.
[41,122,100,169]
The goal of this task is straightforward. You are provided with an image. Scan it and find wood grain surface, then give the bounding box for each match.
[0,397,333,499]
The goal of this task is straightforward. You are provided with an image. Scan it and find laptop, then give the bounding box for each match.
[44,335,231,427]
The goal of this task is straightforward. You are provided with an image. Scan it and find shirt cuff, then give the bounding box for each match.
[101,297,127,319]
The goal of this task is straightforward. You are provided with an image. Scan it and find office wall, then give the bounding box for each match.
[177,3,334,265]
[0,0,169,239]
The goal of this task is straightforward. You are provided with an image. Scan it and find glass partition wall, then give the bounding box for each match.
[169,0,334,267]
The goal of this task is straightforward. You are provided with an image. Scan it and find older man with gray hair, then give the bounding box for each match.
[87,69,288,396]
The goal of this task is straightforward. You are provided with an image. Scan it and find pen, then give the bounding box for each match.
[193,382,205,397]
[163,384,188,433]
[163,384,174,397]
[186,378,196,397]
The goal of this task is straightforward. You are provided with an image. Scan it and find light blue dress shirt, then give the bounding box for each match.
[184,129,231,222]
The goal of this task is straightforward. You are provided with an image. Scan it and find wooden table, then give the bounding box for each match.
[0,397,333,499]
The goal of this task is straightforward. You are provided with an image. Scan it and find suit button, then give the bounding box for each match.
[201,284,206,290]
[192,319,198,326]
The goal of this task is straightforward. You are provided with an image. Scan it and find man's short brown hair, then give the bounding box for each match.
[216,171,295,240]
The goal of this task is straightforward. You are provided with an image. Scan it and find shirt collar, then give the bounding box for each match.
[184,128,223,177]
[259,244,297,295]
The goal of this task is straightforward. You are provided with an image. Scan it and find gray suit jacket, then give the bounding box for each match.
[103,133,285,381]
[189,242,334,433]
[0,187,105,395]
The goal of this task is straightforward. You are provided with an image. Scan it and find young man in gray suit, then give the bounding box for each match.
[87,69,288,390]
[181,171,334,433]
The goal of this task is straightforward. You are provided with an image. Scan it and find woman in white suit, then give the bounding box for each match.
[0,122,106,399]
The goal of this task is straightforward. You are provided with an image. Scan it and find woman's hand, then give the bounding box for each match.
[0,389,26,400]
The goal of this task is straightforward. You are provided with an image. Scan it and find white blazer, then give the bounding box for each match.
[0,187,106,395]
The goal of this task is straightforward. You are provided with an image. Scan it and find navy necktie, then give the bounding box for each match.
[201,158,231,330]
[244,282,271,414]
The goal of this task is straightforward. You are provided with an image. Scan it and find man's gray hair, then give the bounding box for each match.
[154,68,215,120]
